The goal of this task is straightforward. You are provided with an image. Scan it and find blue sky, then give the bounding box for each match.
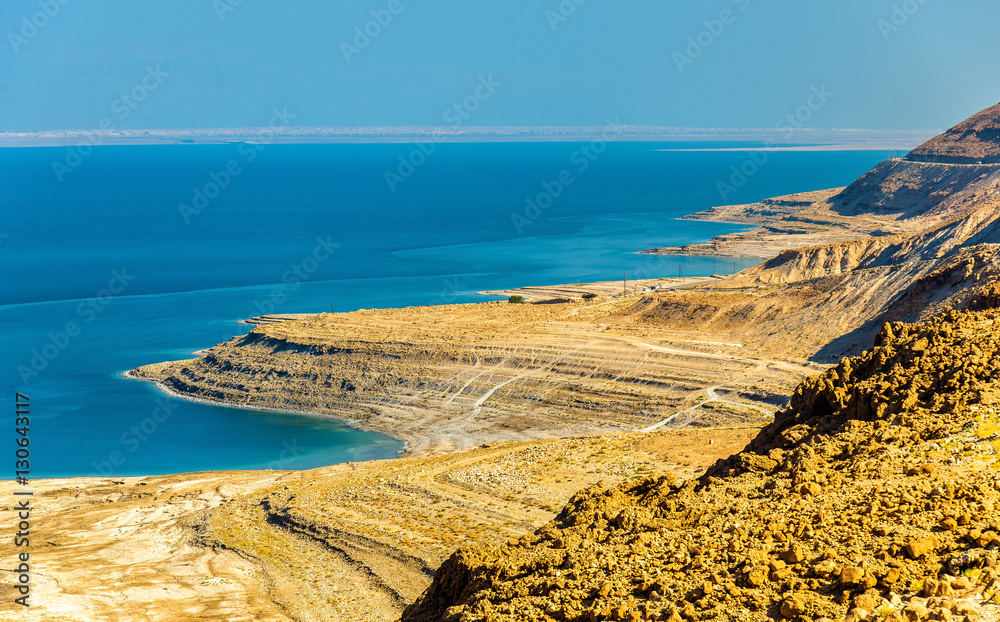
[1,0,998,132]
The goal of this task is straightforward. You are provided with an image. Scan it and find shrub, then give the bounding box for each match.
[582,293,597,300]
[508,295,525,304]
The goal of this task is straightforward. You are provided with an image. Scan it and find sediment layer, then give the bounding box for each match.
[402,308,1000,622]
[131,295,812,456]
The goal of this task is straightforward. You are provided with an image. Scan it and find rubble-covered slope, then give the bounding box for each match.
[908,102,1000,164]
[402,308,1000,622]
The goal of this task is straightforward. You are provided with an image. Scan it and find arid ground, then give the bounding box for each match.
[12,102,1000,622]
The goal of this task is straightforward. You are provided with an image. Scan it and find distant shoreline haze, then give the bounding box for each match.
[0,126,937,149]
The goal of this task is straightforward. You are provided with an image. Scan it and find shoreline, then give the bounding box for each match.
[24,102,1000,622]
[639,188,879,259]
[10,425,764,621]
[120,368,413,456]
[123,278,805,470]
[114,213,803,471]
[119,270,755,468]
[109,187,854,474]
[0,127,935,149]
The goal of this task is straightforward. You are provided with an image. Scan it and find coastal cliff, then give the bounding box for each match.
[130,104,1000,458]
[112,101,1000,622]
[131,295,807,456]
[397,101,1000,622]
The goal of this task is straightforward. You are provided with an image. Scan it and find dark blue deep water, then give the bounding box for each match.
[0,142,886,477]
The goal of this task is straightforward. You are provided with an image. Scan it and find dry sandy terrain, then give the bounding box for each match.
[0,472,290,621]
[0,429,758,622]
[21,105,1000,622]
[478,277,724,301]
[131,294,820,458]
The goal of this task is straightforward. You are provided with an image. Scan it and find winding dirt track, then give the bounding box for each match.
[132,292,815,458]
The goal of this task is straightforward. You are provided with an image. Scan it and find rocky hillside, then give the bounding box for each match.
[664,103,1000,360]
[909,102,1000,164]
[732,193,1000,288]
[646,105,1000,263]
[401,307,1000,622]
[831,160,1000,220]
[131,295,806,456]
[647,103,1000,319]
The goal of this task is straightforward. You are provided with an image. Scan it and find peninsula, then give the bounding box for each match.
[10,102,1000,622]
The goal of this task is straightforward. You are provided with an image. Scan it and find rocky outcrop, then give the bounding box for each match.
[830,159,1000,220]
[908,102,1000,164]
[402,308,1000,622]
[737,236,903,285]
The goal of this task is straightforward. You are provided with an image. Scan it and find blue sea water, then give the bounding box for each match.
[1,141,886,477]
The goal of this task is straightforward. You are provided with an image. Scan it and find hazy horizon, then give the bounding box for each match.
[0,124,944,133]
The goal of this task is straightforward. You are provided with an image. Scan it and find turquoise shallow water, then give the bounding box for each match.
[0,142,886,477]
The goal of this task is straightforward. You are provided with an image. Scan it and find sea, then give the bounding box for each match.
[0,141,887,477]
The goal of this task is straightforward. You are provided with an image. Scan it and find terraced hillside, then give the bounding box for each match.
[132,293,815,456]
[133,103,1000,460]
[0,427,761,621]
[402,307,1000,622]
[202,429,759,622]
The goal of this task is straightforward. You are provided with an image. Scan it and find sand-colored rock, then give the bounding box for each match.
[44,98,1000,622]
[0,472,294,621]
[130,294,818,457]
[0,428,759,621]
[908,101,1000,164]
[401,308,1000,622]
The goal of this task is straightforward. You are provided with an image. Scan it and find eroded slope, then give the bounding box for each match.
[908,102,1000,164]
[196,429,759,622]
[402,308,1000,622]
[131,297,810,455]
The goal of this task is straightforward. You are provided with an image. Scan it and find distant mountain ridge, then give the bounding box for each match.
[638,100,1000,361]
[908,101,1000,164]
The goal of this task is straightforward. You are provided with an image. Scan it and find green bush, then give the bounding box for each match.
[508,295,525,304]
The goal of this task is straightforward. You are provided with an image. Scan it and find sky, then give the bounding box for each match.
[1,1,999,132]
